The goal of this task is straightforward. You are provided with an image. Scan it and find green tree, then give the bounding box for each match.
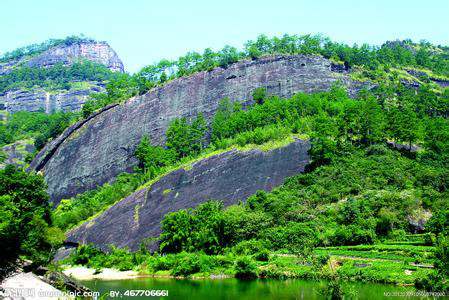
[188,113,207,155]
[0,166,54,280]
[388,105,420,149]
[211,98,239,141]
[360,97,385,145]
[427,210,449,237]
[424,117,449,158]
[82,101,95,118]
[252,87,267,104]
[160,201,225,254]
[165,118,191,159]
[309,114,338,165]
[134,135,173,176]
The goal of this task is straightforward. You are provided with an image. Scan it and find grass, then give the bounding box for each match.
[314,243,435,264]
[69,81,98,91]
[403,66,449,81]
[63,236,436,284]
[337,259,433,284]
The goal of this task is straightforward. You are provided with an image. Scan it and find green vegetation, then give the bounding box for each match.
[2,34,449,290]
[0,60,119,93]
[63,242,434,284]
[0,110,77,151]
[0,35,95,62]
[52,172,149,230]
[56,81,449,241]
[77,34,449,118]
[0,165,64,281]
[61,82,449,288]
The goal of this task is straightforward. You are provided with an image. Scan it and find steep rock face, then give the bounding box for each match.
[31,54,371,204]
[26,41,124,72]
[67,139,310,251]
[1,84,104,113]
[0,41,124,113]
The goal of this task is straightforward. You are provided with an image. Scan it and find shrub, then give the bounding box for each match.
[254,249,270,262]
[232,239,269,256]
[171,254,201,277]
[235,256,258,278]
[331,225,376,246]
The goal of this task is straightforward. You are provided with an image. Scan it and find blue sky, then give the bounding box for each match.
[1,0,448,73]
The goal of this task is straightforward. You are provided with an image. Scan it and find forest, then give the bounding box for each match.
[0,60,120,93]
[44,84,449,291]
[1,34,449,293]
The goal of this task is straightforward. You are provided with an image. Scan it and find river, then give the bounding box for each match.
[78,277,445,300]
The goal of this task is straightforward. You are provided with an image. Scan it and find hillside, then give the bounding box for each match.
[30,54,370,204]
[1,34,449,293]
[0,35,124,113]
[0,36,125,168]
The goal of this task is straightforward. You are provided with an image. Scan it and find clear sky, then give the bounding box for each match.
[1,0,448,73]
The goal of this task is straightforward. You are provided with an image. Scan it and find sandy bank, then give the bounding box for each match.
[62,266,140,281]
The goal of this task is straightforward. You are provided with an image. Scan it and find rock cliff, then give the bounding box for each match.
[30,54,371,204]
[0,41,124,74]
[0,84,104,113]
[0,41,123,113]
[67,139,310,251]
[26,41,124,72]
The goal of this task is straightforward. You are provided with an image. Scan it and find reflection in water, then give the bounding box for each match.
[79,277,439,300]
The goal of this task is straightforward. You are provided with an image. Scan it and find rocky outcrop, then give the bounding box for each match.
[1,272,66,300]
[67,139,310,251]
[406,69,449,88]
[26,41,124,72]
[1,140,35,168]
[0,40,124,113]
[30,54,372,204]
[0,41,124,74]
[0,84,104,113]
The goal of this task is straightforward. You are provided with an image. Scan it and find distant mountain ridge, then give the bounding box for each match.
[0,36,124,113]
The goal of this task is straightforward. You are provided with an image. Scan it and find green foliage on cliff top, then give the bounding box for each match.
[0,60,119,94]
[55,82,449,240]
[0,35,95,63]
[80,34,449,118]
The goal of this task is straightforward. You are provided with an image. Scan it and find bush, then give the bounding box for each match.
[232,239,270,256]
[171,254,201,277]
[254,249,270,262]
[331,225,376,246]
[235,256,258,278]
[69,244,103,266]
[252,87,267,104]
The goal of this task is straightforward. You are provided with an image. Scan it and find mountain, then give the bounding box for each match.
[30,54,371,204]
[2,34,449,291]
[0,36,124,113]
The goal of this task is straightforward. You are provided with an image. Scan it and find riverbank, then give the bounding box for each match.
[63,266,140,281]
[60,253,434,285]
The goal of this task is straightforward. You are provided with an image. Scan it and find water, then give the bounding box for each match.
[79,277,444,300]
